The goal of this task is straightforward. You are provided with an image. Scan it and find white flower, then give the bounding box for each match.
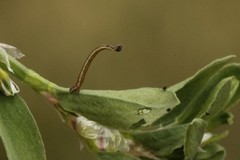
[75,115,129,152]
[0,43,24,73]
[0,68,19,96]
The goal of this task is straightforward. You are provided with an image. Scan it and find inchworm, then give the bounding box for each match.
[70,44,122,94]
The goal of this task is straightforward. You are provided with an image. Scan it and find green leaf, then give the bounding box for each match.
[97,152,139,160]
[201,131,229,146]
[153,55,235,125]
[176,63,240,125]
[131,124,187,157]
[199,77,238,129]
[204,112,233,130]
[173,62,240,129]
[199,77,238,119]
[56,87,180,131]
[0,94,46,160]
[184,118,207,160]
[196,143,226,160]
[205,63,240,110]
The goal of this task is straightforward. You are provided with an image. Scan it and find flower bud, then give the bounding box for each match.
[0,68,19,96]
[0,43,24,73]
[74,115,129,152]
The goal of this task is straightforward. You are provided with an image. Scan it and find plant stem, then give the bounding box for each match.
[0,51,66,94]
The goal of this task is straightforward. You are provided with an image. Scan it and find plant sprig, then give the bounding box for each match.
[0,43,239,160]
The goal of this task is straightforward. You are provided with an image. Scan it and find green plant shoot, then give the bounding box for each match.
[0,43,239,160]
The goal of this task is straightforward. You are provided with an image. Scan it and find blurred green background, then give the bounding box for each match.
[0,1,240,160]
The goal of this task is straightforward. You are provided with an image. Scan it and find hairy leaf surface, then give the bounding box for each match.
[56,88,180,130]
[0,94,46,160]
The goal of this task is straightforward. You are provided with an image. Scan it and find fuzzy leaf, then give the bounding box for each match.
[0,94,46,160]
[153,55,235,125]
[184,118,207,160]
[196,143,226,160]
[204,63,240,110]
[199,77,238,129]
[205,112,233,131]
[131,124,187,156]
[56,88,180,131]
[174,63,240,129]
[200,77,238,119]
[97,152,139,160]
[175,63,240,125]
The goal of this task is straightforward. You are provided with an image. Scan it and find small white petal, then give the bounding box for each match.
[10,80,20,94]
[0,43,25,59]
[201,133,213,142]
[0,43,25,73]
[79,139,85,150]
[0,68,20,96]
